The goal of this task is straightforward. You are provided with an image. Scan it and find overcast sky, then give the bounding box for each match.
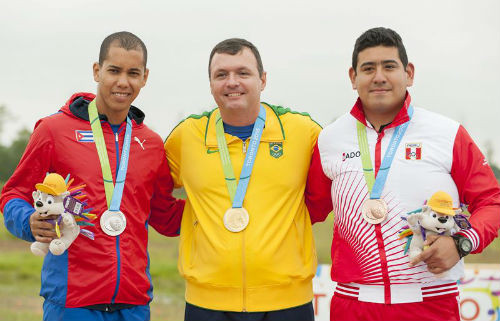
[1,0,499,164]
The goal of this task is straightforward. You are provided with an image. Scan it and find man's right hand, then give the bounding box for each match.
[29,212,58,243]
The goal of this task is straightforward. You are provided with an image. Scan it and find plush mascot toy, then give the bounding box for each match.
[31,173,96,256]
[400,191,471,263]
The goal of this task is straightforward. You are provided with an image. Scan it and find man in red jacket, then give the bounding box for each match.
[314,27,500,320]
[0,31,184,321]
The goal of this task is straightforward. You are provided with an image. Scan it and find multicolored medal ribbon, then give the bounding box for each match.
[357,105,414,224]
[88,100,132,236]
[215,105,266,232]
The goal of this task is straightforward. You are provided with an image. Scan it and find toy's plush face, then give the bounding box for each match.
[32,190,68,217]
[419,206,456,234]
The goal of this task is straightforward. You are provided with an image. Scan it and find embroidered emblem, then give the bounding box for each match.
[134,137,146,150]
[75,130,94,143]
[269,142,283,158]
[405,143,422,160]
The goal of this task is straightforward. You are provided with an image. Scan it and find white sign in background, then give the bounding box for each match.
[312,264,500,321]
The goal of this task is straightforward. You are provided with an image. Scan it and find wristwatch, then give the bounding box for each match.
[451,234,472,258]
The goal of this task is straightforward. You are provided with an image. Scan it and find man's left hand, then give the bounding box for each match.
[409,235,460,274]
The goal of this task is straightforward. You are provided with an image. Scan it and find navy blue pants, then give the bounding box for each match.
[43,301,150,321]
[185,302,314,321]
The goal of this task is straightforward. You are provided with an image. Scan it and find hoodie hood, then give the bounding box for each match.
[60,92,145,125]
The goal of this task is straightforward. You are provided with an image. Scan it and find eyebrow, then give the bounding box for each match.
[360,60,399,68]
[107,65,142,72]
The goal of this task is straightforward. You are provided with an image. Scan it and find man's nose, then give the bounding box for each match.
[117,73,129,87]
[227,73,239,87]
[373,67,387,83]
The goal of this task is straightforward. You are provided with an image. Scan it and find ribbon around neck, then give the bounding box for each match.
[88,100,132,211]
[215,105,266,208]
[357,105,414,199]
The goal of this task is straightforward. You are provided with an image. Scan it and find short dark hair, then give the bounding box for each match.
[208,38,264,78]
[99,31,148,68]
[352,27,408,71]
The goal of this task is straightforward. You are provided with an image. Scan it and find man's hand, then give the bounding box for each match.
[409,235,460,274]
[29,211,59,243]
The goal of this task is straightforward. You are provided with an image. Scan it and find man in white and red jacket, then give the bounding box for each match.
[0,32,184,321]
[312,27,500,321]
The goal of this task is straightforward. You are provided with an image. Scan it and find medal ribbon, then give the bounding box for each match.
[357,106,414,198]
[88,100,132,211]
[215,105,266,207]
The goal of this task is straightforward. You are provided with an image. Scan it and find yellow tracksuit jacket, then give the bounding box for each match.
[164,103,321,311]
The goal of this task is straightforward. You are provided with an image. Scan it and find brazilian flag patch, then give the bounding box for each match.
[269,142,283,158]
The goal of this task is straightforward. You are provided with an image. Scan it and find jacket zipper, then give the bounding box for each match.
[374,128,391,303]
[111,125,122,304]
[242,230,247,311]
[242,139,247,311]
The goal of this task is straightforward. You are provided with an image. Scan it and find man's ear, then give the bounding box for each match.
[349,67,357,90]
[260,71,267,92]
[406,62,415,87]
[142,68,149,88]
[93,62,101,82]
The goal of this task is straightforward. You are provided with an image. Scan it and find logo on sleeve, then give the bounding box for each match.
[75,130,94,143]
[405,142,422,160]
[342,151,360,161]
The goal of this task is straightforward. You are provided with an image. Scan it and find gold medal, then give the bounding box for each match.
[100,210,127,236]
[361,199,388,224]
[223,207,249,232]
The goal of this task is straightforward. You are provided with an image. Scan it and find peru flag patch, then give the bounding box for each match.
[75,130,94,142]
[405,142,422,160]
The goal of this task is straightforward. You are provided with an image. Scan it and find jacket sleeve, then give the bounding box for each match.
[450,125,500,253]
[306,141,333,224]
[148,146,185,237]
[0,119,54,242]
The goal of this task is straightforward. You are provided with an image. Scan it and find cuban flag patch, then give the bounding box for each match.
[405,142,422,160]
[75,130,94,142]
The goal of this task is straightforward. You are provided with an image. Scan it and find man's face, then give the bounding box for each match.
[93,43,149,118]
[209,47,266,113]
[349,46,414,116]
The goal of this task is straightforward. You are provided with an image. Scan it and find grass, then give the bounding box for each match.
[0,212,498,321]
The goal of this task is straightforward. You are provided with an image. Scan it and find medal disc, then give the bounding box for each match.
[223,207,249,232]
[361,199,388,224]
[100,210,127,236]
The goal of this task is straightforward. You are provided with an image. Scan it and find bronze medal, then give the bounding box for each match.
[361,199,388,224]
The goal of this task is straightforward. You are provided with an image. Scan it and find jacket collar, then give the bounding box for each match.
[60,92,145,125]
[350,91,412,130]
[205,103,285,147]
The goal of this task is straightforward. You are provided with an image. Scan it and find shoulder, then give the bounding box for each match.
[320,112,354,138]
[165,109,215,143]
[264,102,321,129]
[411,106,460,136]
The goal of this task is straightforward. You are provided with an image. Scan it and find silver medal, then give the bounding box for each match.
[100,210,127,236]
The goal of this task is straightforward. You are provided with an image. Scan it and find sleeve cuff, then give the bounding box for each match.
[3,198,36,242]
[455,228,480,252]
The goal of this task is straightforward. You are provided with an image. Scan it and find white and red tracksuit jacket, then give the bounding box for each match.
[312,93,500,304]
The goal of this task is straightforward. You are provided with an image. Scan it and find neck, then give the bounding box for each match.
[364,106,402,132]
[219,105,260,126]
[94,96,129,125]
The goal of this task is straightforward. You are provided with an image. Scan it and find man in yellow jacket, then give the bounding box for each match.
[164,38,332,321]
